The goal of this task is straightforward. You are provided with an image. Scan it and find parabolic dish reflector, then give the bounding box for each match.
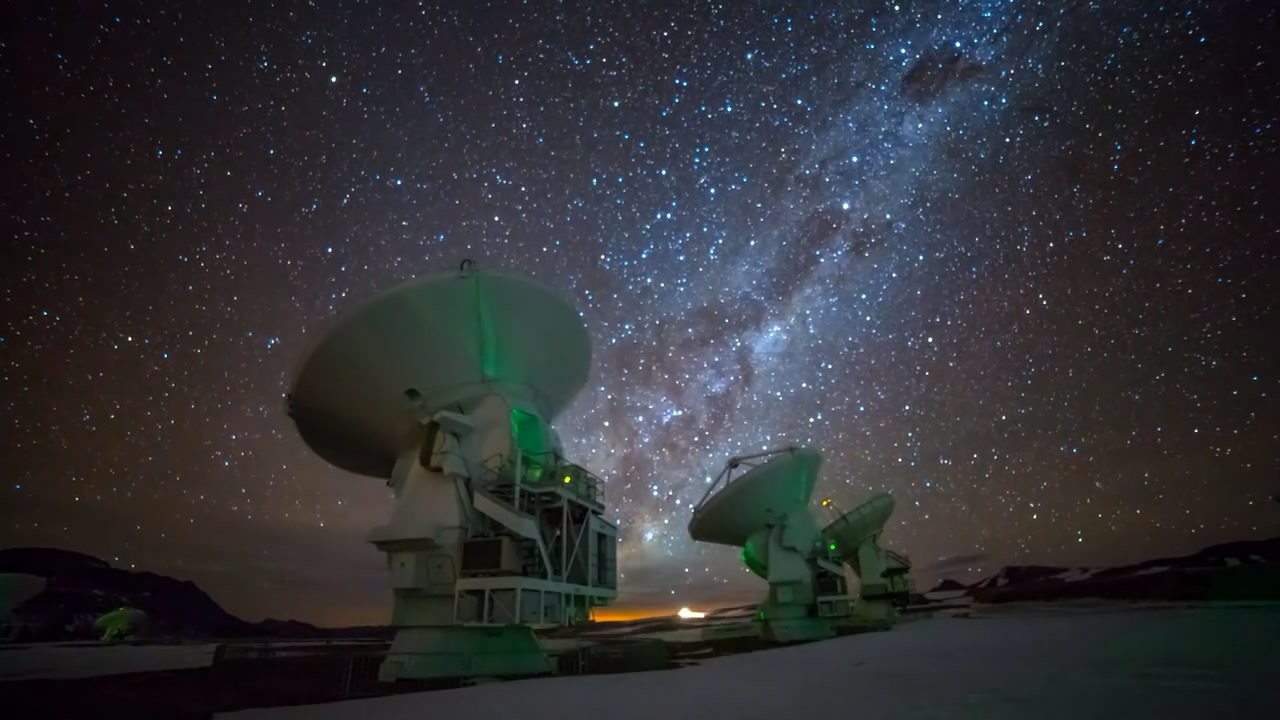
[822,492,895,554]
[287,268,590,478]
[688,448,822,547]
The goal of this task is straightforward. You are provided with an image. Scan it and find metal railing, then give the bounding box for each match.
[462,446,605,506]
[515,450,605,505]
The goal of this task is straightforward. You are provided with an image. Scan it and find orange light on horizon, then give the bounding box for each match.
[590,607,671,622]
[591,600,751,622]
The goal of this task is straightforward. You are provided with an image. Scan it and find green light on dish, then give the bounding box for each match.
[828,542,836,551]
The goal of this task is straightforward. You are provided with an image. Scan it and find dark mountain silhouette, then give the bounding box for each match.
[928,579,968,593]
[954,536,1280,604]
[0,548,109,575]
[0,548,387,642]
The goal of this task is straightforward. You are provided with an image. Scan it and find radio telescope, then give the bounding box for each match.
[287,262,617,681]
[689,446,913,641]
[821,493,914,619]
[689,447,840,642]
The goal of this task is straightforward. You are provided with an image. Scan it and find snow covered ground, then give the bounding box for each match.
[219,606,1279,719]
[0,642,219,681]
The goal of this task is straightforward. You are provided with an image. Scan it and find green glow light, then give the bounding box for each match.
[741,543,767,578]
[829,542,837,551]
[563,475,571,483]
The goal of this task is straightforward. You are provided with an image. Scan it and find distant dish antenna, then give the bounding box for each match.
[688,446,914,641]
[689,447,835,642]
[287,265,618,681]
[822,493,914,620]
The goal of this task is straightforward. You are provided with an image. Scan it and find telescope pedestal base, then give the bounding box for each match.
[846,598,898,630]
[759,616,834,643]
[379,625,553,682]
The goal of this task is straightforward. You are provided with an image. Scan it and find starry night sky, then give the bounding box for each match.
[3,1,1278,626]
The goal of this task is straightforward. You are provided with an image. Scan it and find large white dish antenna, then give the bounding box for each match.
[688,447,822,547]
[287,265,590,478]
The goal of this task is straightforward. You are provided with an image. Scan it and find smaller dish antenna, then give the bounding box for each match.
[821,493,914,617]
[689,448,830,642]
[688,445,916,640]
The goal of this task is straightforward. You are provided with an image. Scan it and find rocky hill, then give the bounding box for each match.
[934,536,1280,604]
[0,548,386,642]
[927,579,968,593]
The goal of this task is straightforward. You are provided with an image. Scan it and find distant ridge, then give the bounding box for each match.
[927,579,967,593]
[0,548,109,575]
[932,536,1280,604]
[0,548,387,642]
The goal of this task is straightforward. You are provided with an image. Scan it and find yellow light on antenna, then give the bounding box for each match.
[821,498,831,507]
[563,475,572,484]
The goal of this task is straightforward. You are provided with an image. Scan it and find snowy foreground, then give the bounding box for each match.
[221,606,1278,720]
